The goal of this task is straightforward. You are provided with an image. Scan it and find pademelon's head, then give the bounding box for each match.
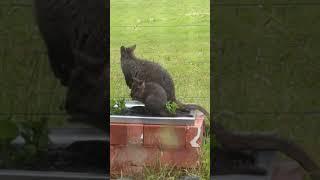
[120,44,136,60]
[130,77,145,100]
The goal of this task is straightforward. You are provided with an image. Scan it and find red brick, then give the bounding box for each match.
[110,146,117,162]
[110,114,205,175]
[160,148,200,168]
[111,165,143,177]
[126,124,143,145]
[141,147,162,166]
[143,125,186,149]
[110,149,144,177]
[110,124,127,145]
[185,117,204,149]
[144,147,200,168]
[110,146,200,175]
[197,113,206,137]
[110,145,147,167]
[110,146,199,170]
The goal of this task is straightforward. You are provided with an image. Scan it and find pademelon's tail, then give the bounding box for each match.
[174,99,209,118]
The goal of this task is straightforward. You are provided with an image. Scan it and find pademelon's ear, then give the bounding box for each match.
[129,44,136,51]
[120,46,126,55]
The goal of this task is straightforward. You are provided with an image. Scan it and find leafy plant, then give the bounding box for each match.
[17,117,49,163]
[110,98,126,115]
[165,101,178,114]
[0,118,19,167]
[0,117,49,168]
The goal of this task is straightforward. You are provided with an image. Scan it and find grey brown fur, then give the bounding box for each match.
[34,0,106,86]
[131,78,172,117]
[120,45,175,101]
[33,0,107,131]
[120,45,209,116]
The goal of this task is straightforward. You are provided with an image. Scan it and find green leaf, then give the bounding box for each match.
[110,98,127,115]
[165,101,177,114]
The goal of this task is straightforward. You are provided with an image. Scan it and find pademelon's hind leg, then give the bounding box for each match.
[144,95,171,117]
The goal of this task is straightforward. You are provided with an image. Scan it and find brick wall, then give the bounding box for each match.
[110,115,205,175]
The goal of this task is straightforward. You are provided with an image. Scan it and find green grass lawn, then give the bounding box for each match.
[110,0,210,179]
